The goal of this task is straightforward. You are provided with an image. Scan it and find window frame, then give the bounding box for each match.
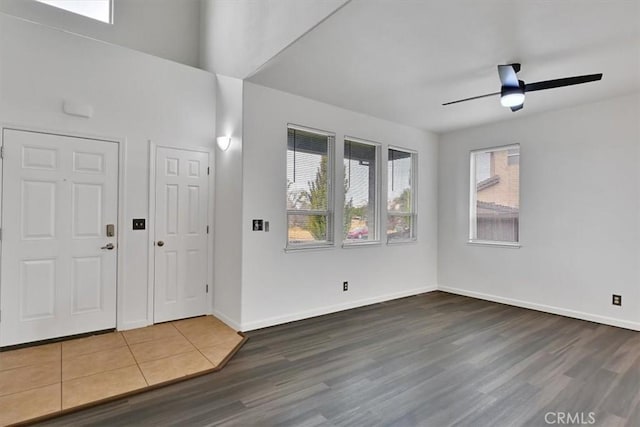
[468,143,521,248]
[342,136,381,247]
[285,124,335,251]
[386,146,418,244]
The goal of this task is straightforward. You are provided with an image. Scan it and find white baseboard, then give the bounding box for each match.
[438,285,640,332]
[241,284,438,331]
[212,308,242,331]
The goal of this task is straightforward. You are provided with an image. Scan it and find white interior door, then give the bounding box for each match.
[154,147,209,323]
[0,129,118,347]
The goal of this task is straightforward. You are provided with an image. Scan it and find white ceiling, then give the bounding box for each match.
[247,0,640,133]
[201,0,349,78]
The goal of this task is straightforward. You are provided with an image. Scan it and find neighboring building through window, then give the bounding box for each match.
[36,0,113,24]
[287,126,334,248]
[470,144,520,244]
[344,138,379,244]
[387,148,417,242]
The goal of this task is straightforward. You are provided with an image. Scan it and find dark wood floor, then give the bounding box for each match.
[38,292,640,426]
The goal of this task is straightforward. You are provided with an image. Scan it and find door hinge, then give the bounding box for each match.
[206,225,209,234]
[207,166,210,175]
[0,146,4,159]
[206,284,209,293]
[0,228,2,241]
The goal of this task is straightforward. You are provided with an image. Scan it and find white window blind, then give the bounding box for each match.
[387,148,417,242]
[344,139,379,243]
[286,127,334,248]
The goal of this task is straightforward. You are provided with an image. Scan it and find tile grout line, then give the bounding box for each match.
[0,351,62,402]
[128,324,201,366]
[0,379,62,400]
[170,319,217,365]
[171,317,231,367]
[122,331,151,387]
[3,317,245,425]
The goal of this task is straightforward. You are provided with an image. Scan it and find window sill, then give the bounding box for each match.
[387,238,418,246]
[342,241,381,249]
[285,243,335,253]
[468,240,521,248]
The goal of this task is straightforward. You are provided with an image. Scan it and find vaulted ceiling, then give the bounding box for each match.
[247,0,640,133]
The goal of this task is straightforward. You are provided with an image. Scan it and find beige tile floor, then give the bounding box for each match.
[0,315,244,426]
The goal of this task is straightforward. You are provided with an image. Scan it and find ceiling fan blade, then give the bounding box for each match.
[498,64,520,87]
[442,91,500,106]
[524,73,602,92]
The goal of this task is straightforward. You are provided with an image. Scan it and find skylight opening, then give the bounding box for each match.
[36,0,113,24]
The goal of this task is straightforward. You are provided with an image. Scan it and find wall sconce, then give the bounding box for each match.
[216,136,231,151]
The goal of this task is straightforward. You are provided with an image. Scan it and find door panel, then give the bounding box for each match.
[20,258,56,320]
[22,180,57,239]
[72,183,103,237]
[1,129,118,346]
[154,147,209,323]
[71,256,103,314]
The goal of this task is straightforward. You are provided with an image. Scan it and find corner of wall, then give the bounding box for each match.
[213,74,245,329]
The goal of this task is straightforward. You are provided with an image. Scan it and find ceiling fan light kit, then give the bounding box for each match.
[443,63,603,112]
[500,84,525,108]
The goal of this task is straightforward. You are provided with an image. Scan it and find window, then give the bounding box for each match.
[387,148,417,242]
[470,145,520,244]
[36,0,113,24]
[286,126,334,248]
[344,138,379,244]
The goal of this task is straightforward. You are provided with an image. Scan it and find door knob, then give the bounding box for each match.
[101,243,115,250]
[157,241,165,247]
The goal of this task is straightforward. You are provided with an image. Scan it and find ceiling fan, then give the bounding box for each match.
[443,63,603,112]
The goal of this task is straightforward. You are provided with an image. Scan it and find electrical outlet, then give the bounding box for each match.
[343,281,348,292]
[612,294,622,306]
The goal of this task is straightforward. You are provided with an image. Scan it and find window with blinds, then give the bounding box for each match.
[387,148,417,242]
[343,139,379,244]
[470,144,520,244]
[286,126,334,248]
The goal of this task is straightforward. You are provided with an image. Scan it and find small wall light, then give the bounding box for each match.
[216,136,231,151]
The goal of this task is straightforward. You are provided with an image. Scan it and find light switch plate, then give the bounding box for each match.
[132,218,146,230]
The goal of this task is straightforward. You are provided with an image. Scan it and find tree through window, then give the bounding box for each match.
[286,126,334,248]
[387,148,417,242]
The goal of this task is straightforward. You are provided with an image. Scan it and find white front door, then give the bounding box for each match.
[154,147,209,323]
[0,129,118,347]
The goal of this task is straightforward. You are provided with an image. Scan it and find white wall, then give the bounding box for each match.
[240,82,439,330]
[213,75,243,329]
[438,94,640,330]
[0,0,201,67]
[0,13,216,330]
[199,0,348,78]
